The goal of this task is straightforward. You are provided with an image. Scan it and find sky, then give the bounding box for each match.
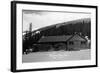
[23,10,91,32]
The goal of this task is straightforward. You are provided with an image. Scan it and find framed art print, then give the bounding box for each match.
[11,1,98,72]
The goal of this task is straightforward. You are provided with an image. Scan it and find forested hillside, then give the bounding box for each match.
[39,18,91,38]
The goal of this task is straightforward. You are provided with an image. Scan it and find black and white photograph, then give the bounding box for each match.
[22,10,91,63]
[11,1,97,72]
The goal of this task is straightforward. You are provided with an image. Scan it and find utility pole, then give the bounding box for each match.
[29,23,32,32]
[29,23,32,37]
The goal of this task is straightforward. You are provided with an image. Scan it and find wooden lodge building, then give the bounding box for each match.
[37,33,90,51]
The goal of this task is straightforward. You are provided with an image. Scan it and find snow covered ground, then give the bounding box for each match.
[22,49,91,63]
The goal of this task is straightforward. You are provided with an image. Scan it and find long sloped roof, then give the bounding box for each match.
[38,35,72,43]
[38,34,87,43]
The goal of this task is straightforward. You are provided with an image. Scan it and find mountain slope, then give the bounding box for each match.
[39,18,91,38]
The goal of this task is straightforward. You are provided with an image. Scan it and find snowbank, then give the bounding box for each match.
[22,49,91,63]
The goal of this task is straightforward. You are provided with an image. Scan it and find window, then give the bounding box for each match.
[81,41,86,44]
[69,41,74,45]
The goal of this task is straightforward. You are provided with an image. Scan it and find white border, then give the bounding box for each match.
[16,3,96,70]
